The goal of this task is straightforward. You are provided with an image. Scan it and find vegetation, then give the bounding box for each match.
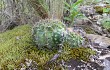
[0,25,33,69]
[0,24,56,69]
[94,5,110,14]
[32,19,83,50]
[0,25,95,69]
[101,18,110,32]
[0,0,110,70]
[32,19,66,50]
[64,0,82,26]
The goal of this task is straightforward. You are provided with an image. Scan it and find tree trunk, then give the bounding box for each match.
[28,0,64,20]
[46,0,64,20]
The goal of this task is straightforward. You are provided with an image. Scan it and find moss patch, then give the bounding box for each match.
[94,5,110,14]
[60,44,96,62]
[0,25,32,69]
[0,24,96,70]
[83,26,96,34]
[0,25,57,70]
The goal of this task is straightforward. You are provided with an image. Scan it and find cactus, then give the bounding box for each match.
[32,19,83,50]
[65,32,83,47]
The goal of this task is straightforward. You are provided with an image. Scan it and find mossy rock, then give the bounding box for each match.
[59,44,96,62]
[0,25,57,70]
[83,26,96,34]
[70,47,96,61]
[42,46,96,70]
[0,24,95,70]
[94,5,110,14]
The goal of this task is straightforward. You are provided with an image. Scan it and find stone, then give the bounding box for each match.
[86,34,110,48]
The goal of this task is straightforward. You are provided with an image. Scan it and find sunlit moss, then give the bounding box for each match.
[94,5,110,14]
[44,45,96,70]
[83,26,96,34]
[0,25,57,70]
[0,24,95,70]
[0,25,32,69]
[59,44,96,62]
[70,47,96,61]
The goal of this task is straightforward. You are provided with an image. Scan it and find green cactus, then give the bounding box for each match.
[65,32,83,47]
[32,19,83,50]
[32,19,66,50]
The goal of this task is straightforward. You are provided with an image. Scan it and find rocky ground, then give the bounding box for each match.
[64,26,110,70]
[65,2,110,70]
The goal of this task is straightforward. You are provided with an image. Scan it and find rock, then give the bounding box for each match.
[99,52,110,59]
[86,34,110,48]
[103,58,110,70]
[66,59,104,70]
[80,6,96,17]
[92,15,102,22]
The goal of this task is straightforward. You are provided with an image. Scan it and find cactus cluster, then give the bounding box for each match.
[32,19,83,50]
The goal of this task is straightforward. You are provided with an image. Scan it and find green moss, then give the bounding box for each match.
[0,24,96,70]
[70,47,96,61]
[94,5,110,14]
[0,25,57,70]
[59,45,96,62]
[94,6,103,14]
[83,26,96,34]
[45,45,96,70]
